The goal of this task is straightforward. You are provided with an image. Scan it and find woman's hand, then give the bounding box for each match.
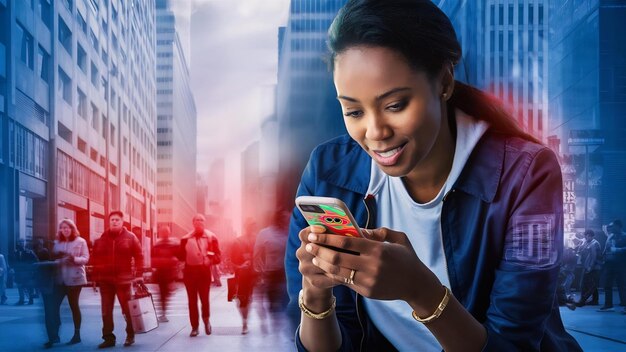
[304,226,442,311]
[296,226,337,309]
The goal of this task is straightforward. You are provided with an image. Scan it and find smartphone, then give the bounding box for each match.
[295,196,364,239]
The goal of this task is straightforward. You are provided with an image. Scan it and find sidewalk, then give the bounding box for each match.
[0,284,624,351]
[0,281,294,351]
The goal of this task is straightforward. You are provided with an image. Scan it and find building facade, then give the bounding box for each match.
[276,0,347,207]
[155,0,197,237]
[0,0,157,262]
[440,0,549,140]
[549,0,626,230]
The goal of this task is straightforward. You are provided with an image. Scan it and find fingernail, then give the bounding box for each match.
[308,233,317,242]
[306,244,313,252]
[312,257,319,266]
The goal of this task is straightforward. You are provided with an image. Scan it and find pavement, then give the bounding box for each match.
[0,283,625,351]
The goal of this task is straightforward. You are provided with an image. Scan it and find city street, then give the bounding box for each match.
[0,282,625,351]
[0,280,293,351]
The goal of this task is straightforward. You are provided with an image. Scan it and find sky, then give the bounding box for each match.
[182,0,291,175]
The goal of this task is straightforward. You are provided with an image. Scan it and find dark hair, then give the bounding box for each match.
[328,0,539,143]
[584,229,595,237]
[57,218,80,242]
[611,219,623,228]
[108,210,124,219]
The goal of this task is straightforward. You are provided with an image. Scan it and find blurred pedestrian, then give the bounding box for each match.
[254,209,289,312]
[576,229,601,307]
[13,242,38,305]
[152,225,179,323]
[0,253,7,304]
[91,211,143,348]
[50,219,90,345]
[34,241,58,348]
[231,219,258,334]
[598,219,626,312]
[179,214,221,337]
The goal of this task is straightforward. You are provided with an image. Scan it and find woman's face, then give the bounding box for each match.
[334,46,447,178]
[60,223,72,238]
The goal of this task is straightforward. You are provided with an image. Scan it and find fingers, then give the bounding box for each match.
[364,227,410,246]
[306,232,371,254]
[311,255,361,286]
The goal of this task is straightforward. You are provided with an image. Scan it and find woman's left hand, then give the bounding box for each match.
[305,227,441,306]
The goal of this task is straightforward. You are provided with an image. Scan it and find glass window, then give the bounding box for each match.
[17,22,34,69]
[91,62,99,88]
[58,16,72,54]
[57,68,71,104]
[77,44,87,72]
[37,46,50,82]
[39,0,52,29]
[76,10,87,34]
[91,103,99,130]
[77,88,87,118]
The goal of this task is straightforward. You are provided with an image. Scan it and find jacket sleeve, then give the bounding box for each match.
[131,234,144,275]
[482,148,565,351]
[74,239,90,265]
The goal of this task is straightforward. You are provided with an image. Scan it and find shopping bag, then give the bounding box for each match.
[227,276,238,302]
[128,281,158,333]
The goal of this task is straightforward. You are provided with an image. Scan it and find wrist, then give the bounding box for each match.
[406,279,443,317]
[302,280,333,312]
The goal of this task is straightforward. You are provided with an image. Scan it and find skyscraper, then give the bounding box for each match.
[0,0,158,259]
[276,0,347,206]
[440,0,549,140]
[155,0,197,236]
[549,0,626,227]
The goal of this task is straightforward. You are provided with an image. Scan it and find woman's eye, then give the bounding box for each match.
[344,110,363,118]
[386,100,407,112]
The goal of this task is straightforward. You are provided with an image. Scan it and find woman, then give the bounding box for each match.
[230,220,258,334]
[50,219,89,346]
[285,0,582,351]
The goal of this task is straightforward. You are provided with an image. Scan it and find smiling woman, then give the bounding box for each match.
[284,0,583,351]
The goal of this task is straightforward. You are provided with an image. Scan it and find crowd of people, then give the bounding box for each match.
[0,209,289,349]
[558,219,626,314]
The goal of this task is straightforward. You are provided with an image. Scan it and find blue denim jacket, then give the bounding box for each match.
[286,131,582,351]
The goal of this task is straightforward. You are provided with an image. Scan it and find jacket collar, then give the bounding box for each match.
[319,131,505,203]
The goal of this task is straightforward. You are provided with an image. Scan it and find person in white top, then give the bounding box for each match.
[50,219,89,346]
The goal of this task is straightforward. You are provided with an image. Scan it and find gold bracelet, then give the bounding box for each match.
[298,289,336,320]
[412,285,451,324]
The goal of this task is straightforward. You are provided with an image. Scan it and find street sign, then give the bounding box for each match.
[567,129,604,146]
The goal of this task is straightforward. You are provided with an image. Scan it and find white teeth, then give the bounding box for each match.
[377,147,401,158]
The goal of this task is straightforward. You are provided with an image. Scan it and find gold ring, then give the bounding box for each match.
[343,276,350,284]
[348,269,356,285]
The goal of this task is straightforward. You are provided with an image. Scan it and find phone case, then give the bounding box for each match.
[295,196,362,237]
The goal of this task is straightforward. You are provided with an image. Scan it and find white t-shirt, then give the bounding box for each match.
[363,110,489,351]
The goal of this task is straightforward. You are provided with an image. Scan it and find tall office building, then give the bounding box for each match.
[549,0,626,227]
[155,0,197,237]
[440,0,549,140]
[0,0,158,259]
[276,0,347,206]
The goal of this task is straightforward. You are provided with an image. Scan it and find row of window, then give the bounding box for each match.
[8,121,48,181]
[489,3,545,26]
[57,150,106,204]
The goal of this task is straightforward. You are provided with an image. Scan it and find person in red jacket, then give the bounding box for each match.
[91,211,143,348]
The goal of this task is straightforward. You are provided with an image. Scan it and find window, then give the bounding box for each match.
[58,121,72,143]
[102,115,107,139]
[91,62,99,88]
[89,29,99,54]
[90,148,98,161]
[539,5,544,26]
[77,44,87,72]
[57,68,71,104]
[75,11,86,34]
[110,123,115,146]
[11,122,49,180]
[499,4,503,26]
[508,4,513,24]
[519,4,524,25]
[529,5,534,25]
[17,22,34,69]
[77,88,87,118]
[39,0,52,29]
[77,137,87,154]
[58,17,72,54]
[91,103,99,130]
[37,46,50,82]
